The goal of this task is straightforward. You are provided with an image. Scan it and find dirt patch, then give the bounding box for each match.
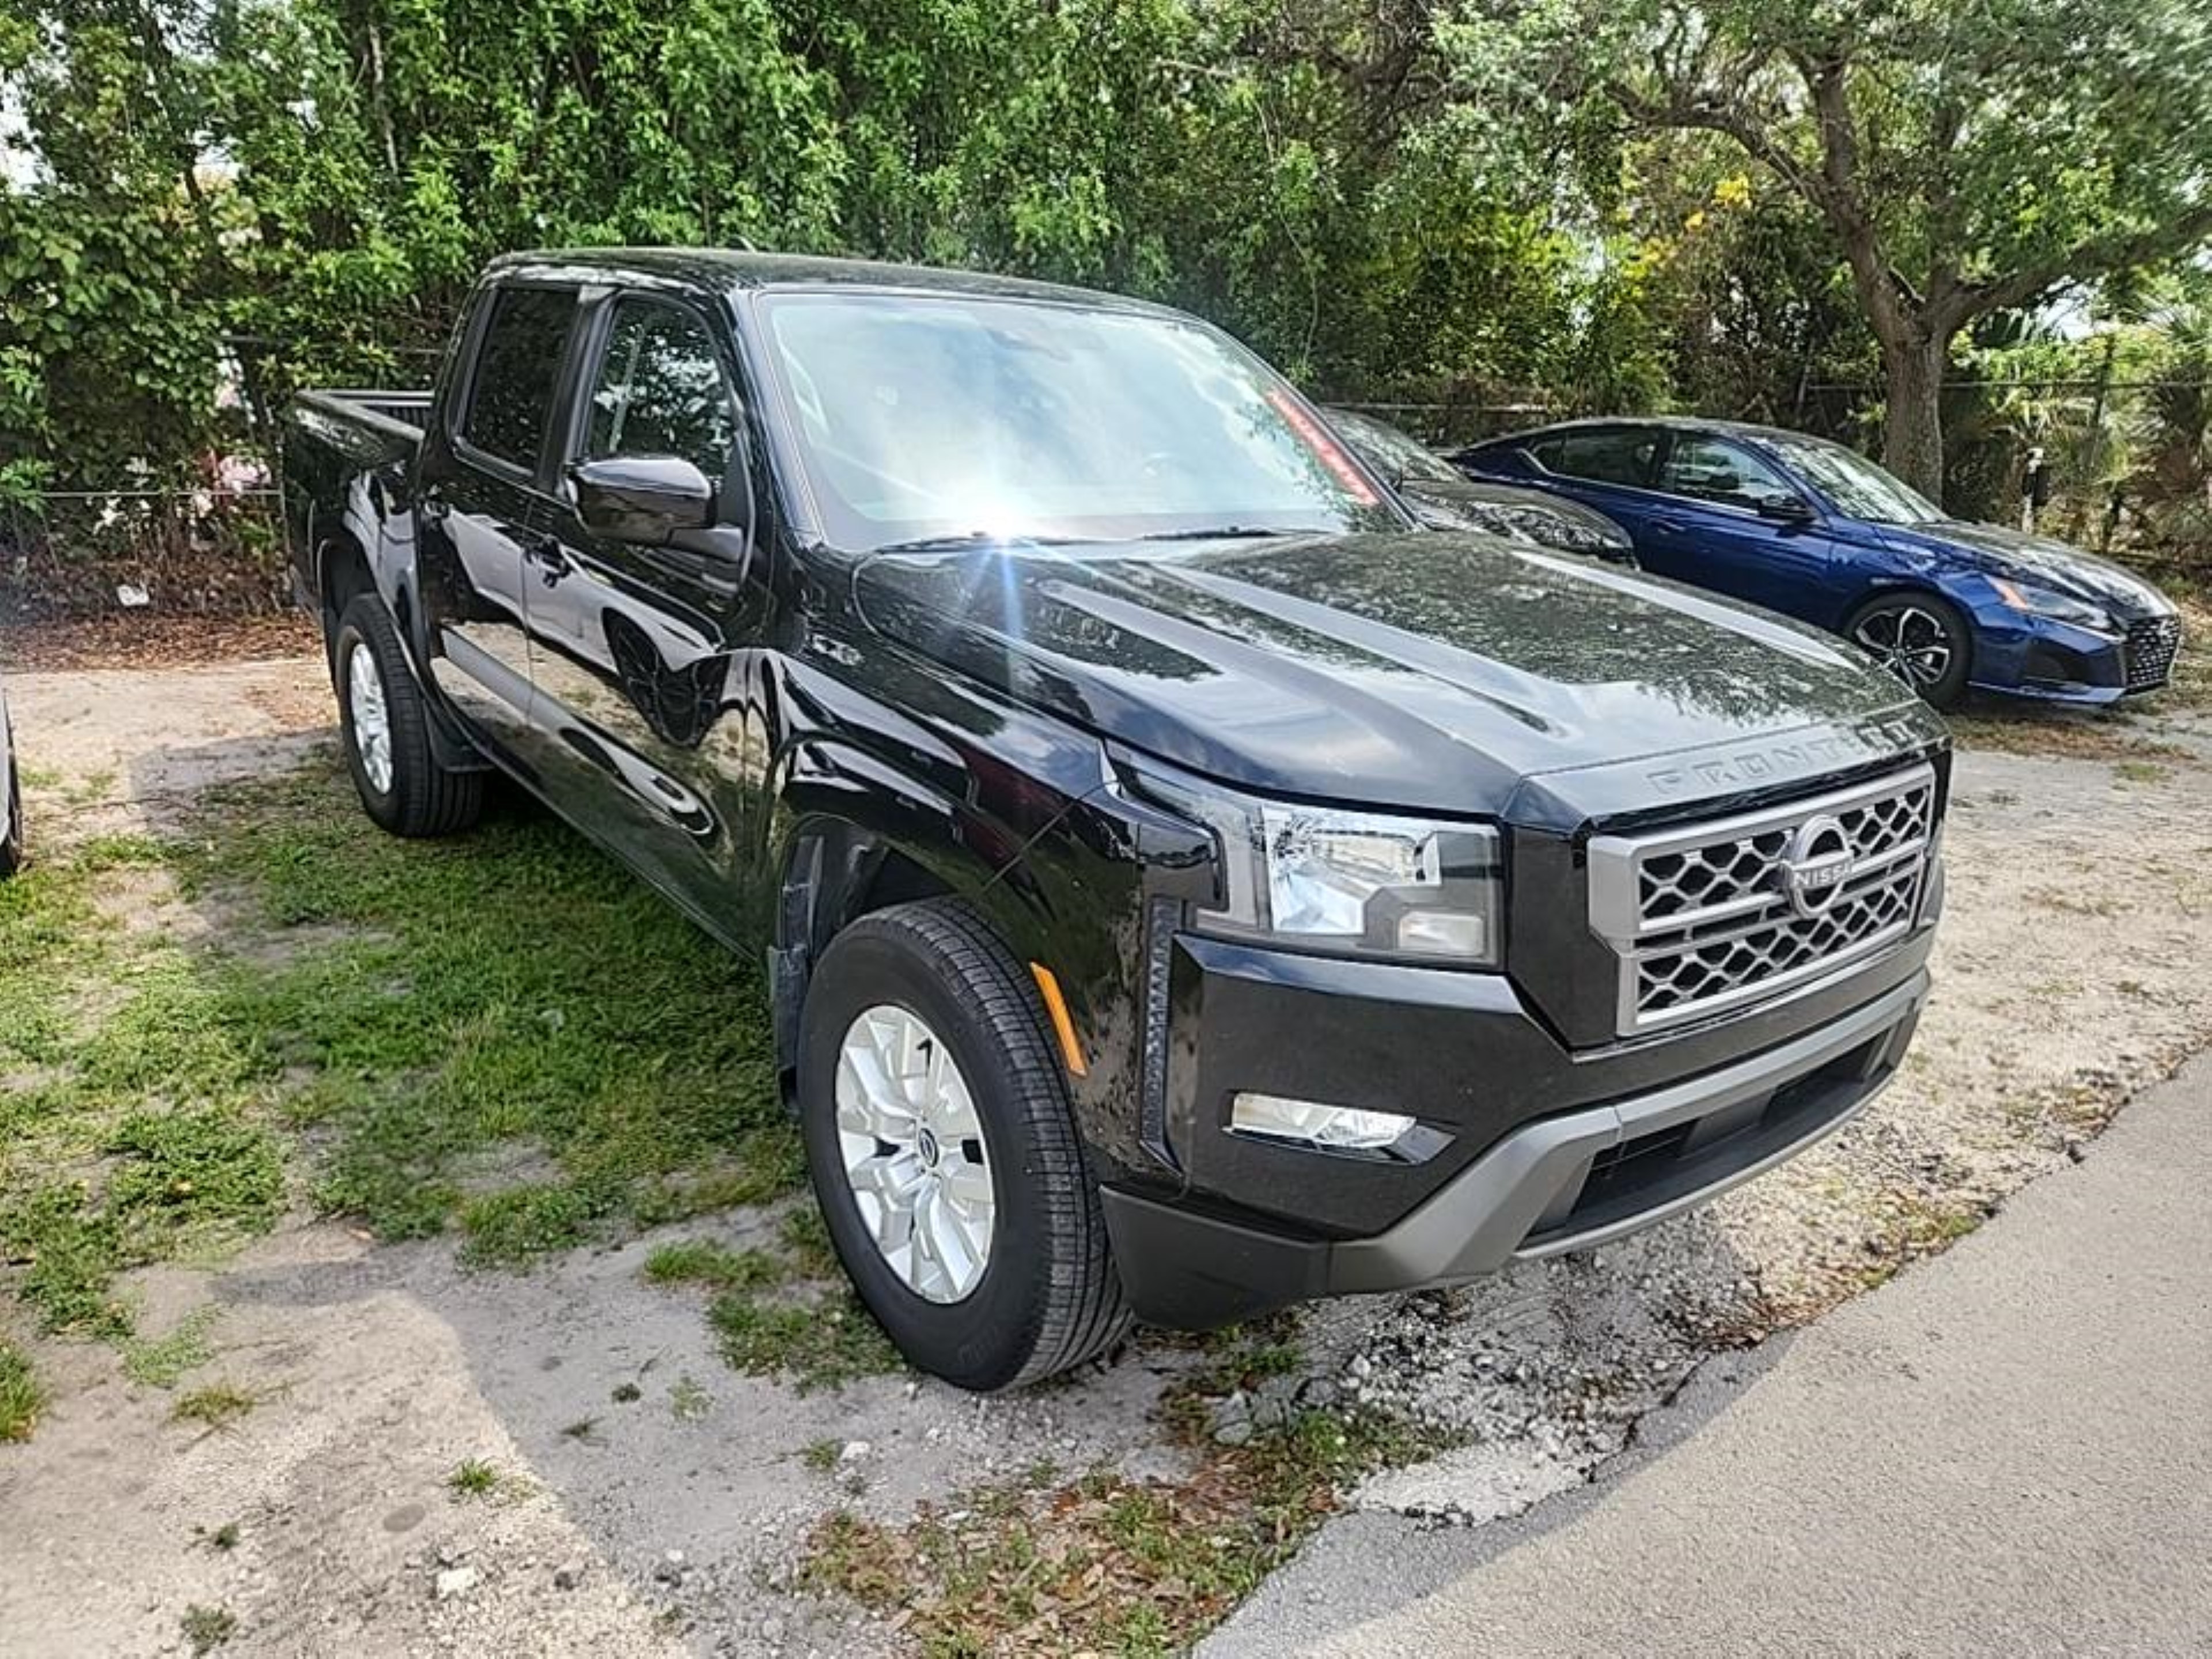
[7,656,332,842]
[2,611,320,674]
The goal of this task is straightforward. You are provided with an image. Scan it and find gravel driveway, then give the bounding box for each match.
[3,653,2210,1657]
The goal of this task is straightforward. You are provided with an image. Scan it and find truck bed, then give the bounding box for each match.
[286,389,431,470]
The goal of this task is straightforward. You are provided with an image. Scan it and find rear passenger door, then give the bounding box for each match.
[1521,426,1667,536]
[524,289,768,940]
[414,282,579,766]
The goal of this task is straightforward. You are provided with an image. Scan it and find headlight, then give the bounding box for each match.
[1139,772,1503,967]
[1990,577,2115,633]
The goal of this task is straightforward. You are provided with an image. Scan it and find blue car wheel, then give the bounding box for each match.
[1846,592,1972,709]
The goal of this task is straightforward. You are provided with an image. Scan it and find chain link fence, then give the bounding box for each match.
[5,373,2205,626]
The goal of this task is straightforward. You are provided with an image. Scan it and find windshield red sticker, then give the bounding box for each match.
[1266,388,1381,506]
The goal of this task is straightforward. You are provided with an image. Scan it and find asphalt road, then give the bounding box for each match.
[1208,1050,2212,1658]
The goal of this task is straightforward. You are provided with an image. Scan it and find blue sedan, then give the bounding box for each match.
[1455,417,2183,709]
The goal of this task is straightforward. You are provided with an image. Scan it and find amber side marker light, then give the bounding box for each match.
[1029,962,1089,1077]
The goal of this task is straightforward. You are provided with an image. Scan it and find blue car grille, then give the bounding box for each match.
[2124,616,2182,693]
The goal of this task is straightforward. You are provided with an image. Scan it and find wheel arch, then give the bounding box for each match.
[1843,583,1976,699]
[764,758,1079,1101]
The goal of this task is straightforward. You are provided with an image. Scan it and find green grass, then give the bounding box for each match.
[707,1288,902,1393]
[447,1457,501,1498]
[124,1306,219,1387]
[172,1381,257,1431]
[165,764,794,1255]
[642,1237,782,1292]
[0,1340,43,1441]
[0,757,799,1381]
[643,1209,903,1392]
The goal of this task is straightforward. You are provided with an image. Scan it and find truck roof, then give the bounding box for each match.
[486,247,1177,318]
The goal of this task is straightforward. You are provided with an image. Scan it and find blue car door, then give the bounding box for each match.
[1635,432,1838,624]
[1512,424,1669,533]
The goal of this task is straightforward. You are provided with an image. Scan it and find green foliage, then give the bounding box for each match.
[2,0,2209,540]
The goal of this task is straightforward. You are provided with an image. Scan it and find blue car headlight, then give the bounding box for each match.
[1990,577,2116,634]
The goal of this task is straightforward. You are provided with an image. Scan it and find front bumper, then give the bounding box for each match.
[1101,964,1927,1329]
[1965,601,2182,705]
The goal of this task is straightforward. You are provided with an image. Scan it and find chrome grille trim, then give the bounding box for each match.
[1589,764,1937,1035]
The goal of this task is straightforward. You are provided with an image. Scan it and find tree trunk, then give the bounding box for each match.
[1880,332,1949,506]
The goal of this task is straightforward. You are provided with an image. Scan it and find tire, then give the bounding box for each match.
[1846,592,1972,710]
[797,899,1131,1391]
[0,759,22,878]
[332,594,484,837]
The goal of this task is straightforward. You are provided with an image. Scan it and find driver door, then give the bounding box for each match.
[524,290,770,941]
[1641,433,1838,622]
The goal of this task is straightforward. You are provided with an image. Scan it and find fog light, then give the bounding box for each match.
[1397,909,1488,957]
[1230,1093,1416,1152]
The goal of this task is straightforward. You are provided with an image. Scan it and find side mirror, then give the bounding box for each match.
[1756,493,1816,524]
[571,455,717,545]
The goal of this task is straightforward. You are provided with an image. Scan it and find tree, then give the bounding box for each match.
[1481,0,2212,502]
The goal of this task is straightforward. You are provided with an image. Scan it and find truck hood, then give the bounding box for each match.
[1869,519,2175,618]
[854,532,1941,822]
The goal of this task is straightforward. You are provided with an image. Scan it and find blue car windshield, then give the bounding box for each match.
[757,292,1408,551]
[1761,434,1946,526]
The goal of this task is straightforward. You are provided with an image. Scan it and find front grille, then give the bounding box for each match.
[2124,615,2182,693]
[1588,766,1936,1035]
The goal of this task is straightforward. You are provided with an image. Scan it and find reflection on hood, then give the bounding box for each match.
[854,531,1922,816]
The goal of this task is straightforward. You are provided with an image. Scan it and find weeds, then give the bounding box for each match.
[644,1209,903,1392]
[800,1404,1437,1655]
[669,1374,711,1422]
[447,1457,501,1498]
[179,1604,237,1654]
[708,1289,902,1393]
[123,1306,219,1387]
[0,1340,42,1442]
[642,1237,781,1292]
[172,1382,256,1431]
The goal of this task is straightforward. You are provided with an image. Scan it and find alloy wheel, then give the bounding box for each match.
[834,1005,995,1304]
[1853,604,1955,691]
[345,639,395,794]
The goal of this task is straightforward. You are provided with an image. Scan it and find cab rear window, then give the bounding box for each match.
[462,286,575,470]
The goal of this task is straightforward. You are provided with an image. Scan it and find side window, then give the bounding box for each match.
[1536,429,1660,488]
[1661,436,1797,510]
[462,286,575,470]
[586,300,734,482]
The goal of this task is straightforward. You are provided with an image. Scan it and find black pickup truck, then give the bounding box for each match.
[283,249,1949,1390]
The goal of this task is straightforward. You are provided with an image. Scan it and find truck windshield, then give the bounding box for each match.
[758,292,1408,551]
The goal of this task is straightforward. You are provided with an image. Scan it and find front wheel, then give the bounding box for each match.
[797,899,1130,1391]
[1847,593,1972,709]
[333,594,484,837]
